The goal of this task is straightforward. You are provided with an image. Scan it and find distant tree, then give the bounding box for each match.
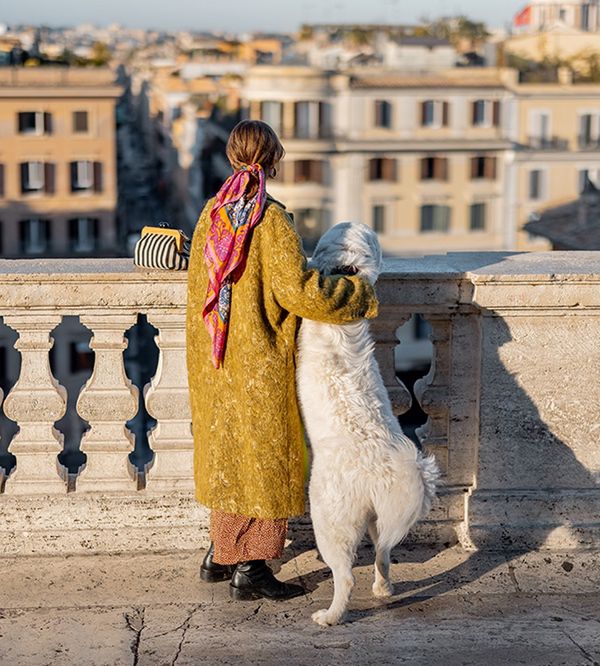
[298,25,314,41]
[572,49,600,82]
[345,28,373,48]
[90,41,111,66]
[412,25,432,38]
[419,15,489,50]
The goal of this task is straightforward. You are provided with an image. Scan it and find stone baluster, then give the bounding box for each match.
[2,314,67,495]
[143,311,194,492]
[76,313,139,492]
[414,314,451,476]
[371,308,412,416]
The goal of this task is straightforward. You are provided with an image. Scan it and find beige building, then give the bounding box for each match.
[243,66,512,254]
[506,70,600,248]
[0,67,121,258]
[513,0,600,32]
[242,65,600,253]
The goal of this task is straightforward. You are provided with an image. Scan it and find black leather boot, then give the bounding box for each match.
[200,543,234,582]
[230,560,305,601]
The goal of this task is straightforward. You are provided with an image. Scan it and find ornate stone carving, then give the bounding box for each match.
[414,314,451,475]
[76,313,139,492]
[2,314,67,495]
[370,307,412,416]
[143,311,193,492]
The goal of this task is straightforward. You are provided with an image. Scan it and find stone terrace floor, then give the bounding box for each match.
[1,542,599,666]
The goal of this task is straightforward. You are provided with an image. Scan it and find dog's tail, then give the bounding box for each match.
[416,450,441,518]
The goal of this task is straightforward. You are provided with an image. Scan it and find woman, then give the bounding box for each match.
[186,119,379,601]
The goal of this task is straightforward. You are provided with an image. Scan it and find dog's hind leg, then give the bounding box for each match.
[367,519,393,598]
[311,517,361,627]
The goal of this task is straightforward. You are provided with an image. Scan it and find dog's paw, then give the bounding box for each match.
[372,580,393,598]
[312,608,343,627]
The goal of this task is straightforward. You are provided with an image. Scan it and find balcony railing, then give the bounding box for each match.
[525,135,570,150]
[578,135,600,150]
[0,253,599,556]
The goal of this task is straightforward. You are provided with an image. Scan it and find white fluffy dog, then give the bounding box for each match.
[297,222,440,627]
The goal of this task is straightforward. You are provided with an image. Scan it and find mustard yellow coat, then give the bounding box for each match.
[186,195,379,519]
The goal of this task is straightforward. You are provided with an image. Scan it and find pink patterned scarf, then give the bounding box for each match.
[202,163,267,368]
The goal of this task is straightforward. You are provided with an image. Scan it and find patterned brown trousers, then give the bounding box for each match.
[210,509,288,565]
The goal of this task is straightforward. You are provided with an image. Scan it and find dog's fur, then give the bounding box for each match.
[297,222,440,627]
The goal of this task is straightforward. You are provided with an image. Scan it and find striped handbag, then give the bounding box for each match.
[134,223,190,270]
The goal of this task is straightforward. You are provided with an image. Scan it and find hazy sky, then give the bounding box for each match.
[3,0,525,33]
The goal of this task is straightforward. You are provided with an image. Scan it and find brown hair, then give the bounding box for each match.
[226,119,285,174]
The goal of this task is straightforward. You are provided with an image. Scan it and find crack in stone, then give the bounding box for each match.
[146,604,201,641]
[171,607,197,666]
[124,606,145,666]
[562,630,599,665]
[505,560,522,594]
[240,602,264,623]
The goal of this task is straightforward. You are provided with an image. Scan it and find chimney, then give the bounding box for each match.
[558,66,573,85]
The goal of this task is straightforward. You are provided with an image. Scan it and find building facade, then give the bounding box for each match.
[242,64,600,254]
[506,71,600,248]
[243,66,513,254]
[513,0,600,32]
[0,67,121,258]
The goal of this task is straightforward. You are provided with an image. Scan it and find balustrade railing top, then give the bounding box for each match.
[0,252,599,555]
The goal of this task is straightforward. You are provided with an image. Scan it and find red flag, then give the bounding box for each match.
[514,5,532,27]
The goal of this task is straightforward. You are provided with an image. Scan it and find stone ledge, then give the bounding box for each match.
[0,489,465,556]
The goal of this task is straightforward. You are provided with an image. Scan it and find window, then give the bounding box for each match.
[582,4,590,29]
[294,101,324,139]
[260,101,282,135]
[20,161,55,194]
[73,111,89,133]
[529,169,545,200]
[470,202,486,231]
[578,169,600,192]
[578,113,600,147]
[368,157,397,181]
[580,113,593,143]
[69,218,99,253]
[471,100,501,127]
[470,155,497,180]
[472,100,487,126]
[374,100,392,128]
[71,161,102,192]
[420,205,451,232]
[19,219,51,255]
[420,156,448,181]
[372,205,386,233]
[530,111,551,142]
[294,160,324,184]
[18,111,52,135]
[21,161,44,192]
[420,100,448,128]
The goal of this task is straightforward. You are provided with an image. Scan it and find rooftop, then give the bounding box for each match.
[0,66,121,97]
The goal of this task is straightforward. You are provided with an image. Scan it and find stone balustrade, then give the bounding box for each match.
[0,253,598,556]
